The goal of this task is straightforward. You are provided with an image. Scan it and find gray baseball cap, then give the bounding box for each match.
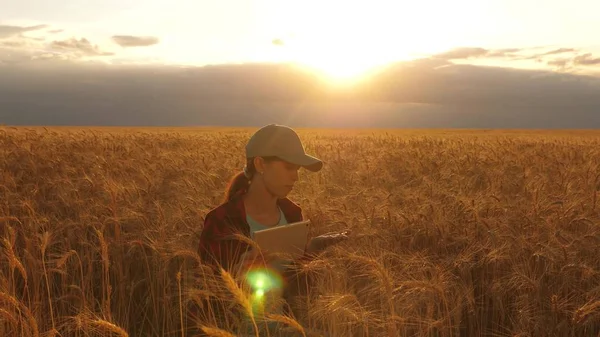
[245,124,323,172]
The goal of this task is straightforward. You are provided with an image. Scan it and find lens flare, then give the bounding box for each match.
[244,266,285,315]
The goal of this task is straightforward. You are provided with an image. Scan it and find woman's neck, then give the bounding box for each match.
[243,181,279,214]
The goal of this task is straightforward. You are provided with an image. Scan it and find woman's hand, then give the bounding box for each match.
[305,230,350,255]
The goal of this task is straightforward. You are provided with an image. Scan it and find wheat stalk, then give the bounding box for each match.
[1,228,28,286]
[177,271,184,337]
[0,291,39,337]
[573,300,600,324]
[95,229,112,321]
[0,308,18,328]
[200,325,237,337]
[39,231,56,330]
[265,314,307,337]
[218,267,259,337]
[89,318,129,337]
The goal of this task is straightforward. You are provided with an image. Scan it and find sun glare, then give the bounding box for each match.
[276,32,406,86]
[265,0,416,85]
[293,46,394,85]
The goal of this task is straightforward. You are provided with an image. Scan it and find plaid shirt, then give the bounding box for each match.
[190,188,314,330]
[197,187,305,271]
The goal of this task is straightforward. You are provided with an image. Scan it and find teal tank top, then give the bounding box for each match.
[246,206,289,273]
[247,207,288,236]
[241,207,291,335]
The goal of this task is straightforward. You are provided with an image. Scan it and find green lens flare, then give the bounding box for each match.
[244,267,285,313]
[245,268,284,292]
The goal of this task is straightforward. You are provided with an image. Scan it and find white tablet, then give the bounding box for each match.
[252,220,311,259]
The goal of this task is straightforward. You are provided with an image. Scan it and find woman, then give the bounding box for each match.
[194,124,348,336]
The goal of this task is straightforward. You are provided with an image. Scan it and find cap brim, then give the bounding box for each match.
[278,153,323,172]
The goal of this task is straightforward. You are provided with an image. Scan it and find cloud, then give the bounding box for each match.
[0,27,116,67]
[487,48,523,57]
[1,59,599,128]
[574,53,600,66]
[112,35,159,47]
[0,24,114,62]
[433,47,535,60]
[545,52,600,71]
[434,47,489,60]
[50,37,114,56]
[0,40,26,48]
[0,43,83,66]
[0,24,48,38]
[272,38,284,46]
[434,46,583,64]
[543,48,577,56]
[0,33,51,65]
[433,46,600,74]
[547,58,570,69]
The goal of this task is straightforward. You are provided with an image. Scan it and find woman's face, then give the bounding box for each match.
[256,158,300,198]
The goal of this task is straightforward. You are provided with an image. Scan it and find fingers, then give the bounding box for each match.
[305,230,352,255]
[320,231,345,237]
[320,229,351,238]
[327,232,349,241]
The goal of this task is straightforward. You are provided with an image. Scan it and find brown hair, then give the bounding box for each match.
[224,156,279,202]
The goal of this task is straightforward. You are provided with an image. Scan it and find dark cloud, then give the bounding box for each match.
[112,35,159,47]
[1,59,599,128]
[0,24,48,38]
[51,37,113,56]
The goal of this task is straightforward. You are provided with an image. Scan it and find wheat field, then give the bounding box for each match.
[1,126,600,337]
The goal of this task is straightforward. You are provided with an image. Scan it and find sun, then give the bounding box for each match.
[265,1,414,85]
[292,45,394,85]
[275,33,406,87]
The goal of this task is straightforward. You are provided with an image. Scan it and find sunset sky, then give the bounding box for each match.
[2,0,600,81]
[2,0,600,128]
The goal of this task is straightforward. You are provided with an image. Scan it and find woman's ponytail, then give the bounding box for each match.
[224,158,256,202]
[223,171,250,202]
[223,156,278,202]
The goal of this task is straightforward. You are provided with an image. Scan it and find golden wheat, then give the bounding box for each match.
[88,318,129,337]
[265,313,307,337]
[1,126,600,336]
[200,325,238,337]
[0,291,39,337]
